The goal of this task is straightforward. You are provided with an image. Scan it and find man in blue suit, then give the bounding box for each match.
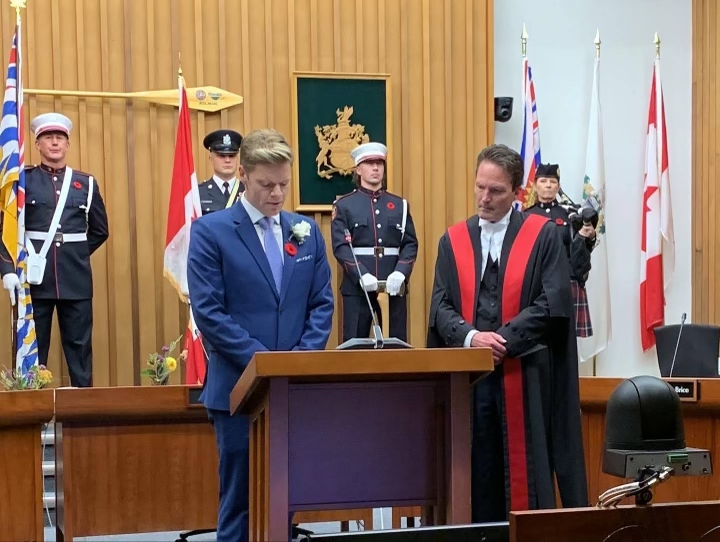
[187,128,334,542]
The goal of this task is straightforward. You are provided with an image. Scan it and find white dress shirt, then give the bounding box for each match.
[240,194,284,262]
[464,208,512,347]
[213,175,238,194]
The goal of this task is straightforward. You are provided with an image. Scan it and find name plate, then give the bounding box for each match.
[664,378,699,402]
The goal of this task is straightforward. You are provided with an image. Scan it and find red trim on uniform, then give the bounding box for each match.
[447,221,475,323]
[367,193,380,277]
[501,214,546,512]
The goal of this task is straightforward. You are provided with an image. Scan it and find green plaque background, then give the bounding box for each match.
[295,76,388,209]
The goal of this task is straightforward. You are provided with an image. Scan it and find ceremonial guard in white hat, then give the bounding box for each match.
[198,129,244,215]
[0,112,109,386]
[331,142,418,342]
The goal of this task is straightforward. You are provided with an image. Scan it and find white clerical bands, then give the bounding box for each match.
[352,247,400,256]
[26,231,87,243]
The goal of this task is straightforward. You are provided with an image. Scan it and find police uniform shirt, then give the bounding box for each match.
[198,176,244,215]
[0,164,109,300]
[331,186,418,296]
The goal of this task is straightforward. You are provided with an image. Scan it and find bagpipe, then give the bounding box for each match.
[557,187,599,235]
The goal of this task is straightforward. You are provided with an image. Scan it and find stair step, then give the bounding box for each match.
[43,492,55,509]
[42,460,54,476]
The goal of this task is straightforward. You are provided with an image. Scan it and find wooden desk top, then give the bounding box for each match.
[580,376,720,412]
[54,385,207,423]
[231,348,494,415]
[0,389,54,427]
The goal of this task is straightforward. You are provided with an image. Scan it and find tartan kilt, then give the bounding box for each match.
[571,279,593,338]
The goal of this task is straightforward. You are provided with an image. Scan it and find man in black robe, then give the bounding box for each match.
[427,144,588,522]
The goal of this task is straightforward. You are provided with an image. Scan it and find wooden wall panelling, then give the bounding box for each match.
[0,0,493,385]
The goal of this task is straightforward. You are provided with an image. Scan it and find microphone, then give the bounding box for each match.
[668,312,687,378]
[344,228,384,348]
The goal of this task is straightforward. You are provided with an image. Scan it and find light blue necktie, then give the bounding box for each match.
[259,216,283,293]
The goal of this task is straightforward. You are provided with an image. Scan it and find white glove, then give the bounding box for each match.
[360,273,378,292]
[2,273,21,306]
[386,271,406,296]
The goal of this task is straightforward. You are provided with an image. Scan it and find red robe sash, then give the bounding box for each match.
[447,214,547,511]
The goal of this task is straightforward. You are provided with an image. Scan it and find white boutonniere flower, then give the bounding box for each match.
[291,220,312,244]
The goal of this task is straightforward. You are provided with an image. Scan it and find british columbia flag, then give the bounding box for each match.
[0,23,38,372]
[516,57,541,210]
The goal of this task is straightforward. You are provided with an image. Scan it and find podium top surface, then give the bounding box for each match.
[0,388,54,427]
[53,385,208,423]
[230,347,493,415]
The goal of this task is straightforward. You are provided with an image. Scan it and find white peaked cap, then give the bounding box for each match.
[30,112,72,138]
[351,142,387,166]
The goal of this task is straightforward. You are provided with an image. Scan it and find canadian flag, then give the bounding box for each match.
[163,74,201,302]
[184,308,206,385]
[640,58,675,351]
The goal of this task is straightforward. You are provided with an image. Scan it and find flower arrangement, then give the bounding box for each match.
[0,364,53,391]
[141,335,185,385]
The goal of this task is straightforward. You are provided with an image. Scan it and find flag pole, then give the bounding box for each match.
[10,0,26,370]
[595,29,601,59]
[592,28,601,376]
[521,23,528,58]
[654,32,661,59]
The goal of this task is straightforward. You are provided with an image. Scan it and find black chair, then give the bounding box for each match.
[654,324,720,377]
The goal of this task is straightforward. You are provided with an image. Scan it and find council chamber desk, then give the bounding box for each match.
[580,377,720,505]
[53,386,219,541]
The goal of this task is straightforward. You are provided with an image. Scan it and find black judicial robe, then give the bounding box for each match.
[427,209,588,512]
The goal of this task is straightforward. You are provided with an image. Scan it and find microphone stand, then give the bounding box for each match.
[668,313,687,378]
[345,230,384,348]
[336,229,411,351]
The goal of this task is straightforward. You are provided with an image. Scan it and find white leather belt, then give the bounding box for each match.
[352,247,399,256]
[26,231,87,243]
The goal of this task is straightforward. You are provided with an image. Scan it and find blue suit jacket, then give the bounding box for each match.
[187,203,334,411]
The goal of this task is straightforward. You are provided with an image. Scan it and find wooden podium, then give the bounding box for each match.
[230,348,492,541]
[0,389,54,542]
[510,501,720,542]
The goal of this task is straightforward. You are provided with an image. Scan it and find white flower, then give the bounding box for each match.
[291,220,312,244]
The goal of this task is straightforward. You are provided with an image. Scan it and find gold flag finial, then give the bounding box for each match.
[177,53,186,88]
[594,28,601,59]
[521,23,528,57]
[654,32,661,58]
[10,0,26,24]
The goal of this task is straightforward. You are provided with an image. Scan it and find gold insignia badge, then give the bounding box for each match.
[315,106,370,180]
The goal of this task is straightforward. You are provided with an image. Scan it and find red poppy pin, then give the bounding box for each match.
[72,181,82,189]
[555,218,564,225]
[285,243,297,257]
[386,202,395,210]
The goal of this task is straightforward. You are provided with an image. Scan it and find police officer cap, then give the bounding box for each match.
[203,129,243,155]
[536,163,560,179]
[351,142,387,166]
[30,113,72,138]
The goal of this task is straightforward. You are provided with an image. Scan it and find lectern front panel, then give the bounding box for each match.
[287,380,439,508]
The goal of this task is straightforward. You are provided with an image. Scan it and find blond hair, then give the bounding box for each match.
[239,129,294,173]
